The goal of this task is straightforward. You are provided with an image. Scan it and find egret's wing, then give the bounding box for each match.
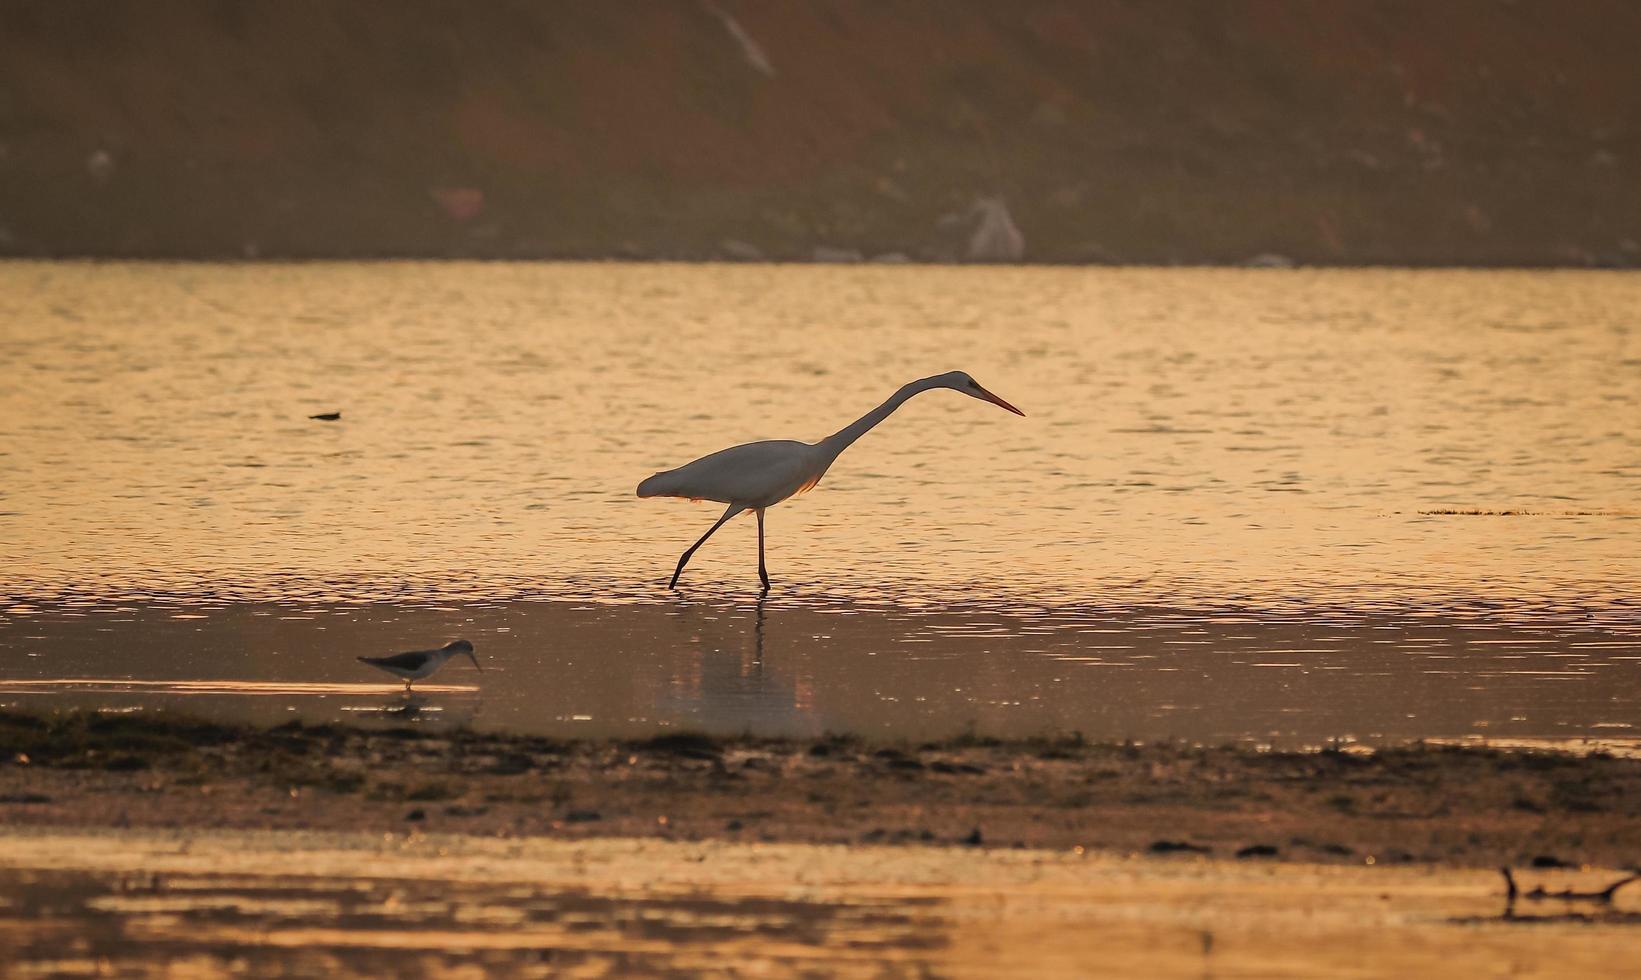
[637,440,817,503]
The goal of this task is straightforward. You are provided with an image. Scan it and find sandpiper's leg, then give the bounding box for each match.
[403,679,412,693]
[756,508,770,591]
[671,504,744,588]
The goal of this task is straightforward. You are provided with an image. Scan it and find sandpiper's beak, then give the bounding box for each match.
[975,384,1026,417]
[468,651,483,672]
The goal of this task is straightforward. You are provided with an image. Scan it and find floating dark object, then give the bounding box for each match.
[308,411,341,421]
[1236,844,1280,859]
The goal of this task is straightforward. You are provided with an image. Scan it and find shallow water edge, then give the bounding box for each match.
[4,593,1639,747]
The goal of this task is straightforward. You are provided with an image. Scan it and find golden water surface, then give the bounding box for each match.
[1,263,1637,742]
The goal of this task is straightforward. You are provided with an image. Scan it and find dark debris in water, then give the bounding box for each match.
[1414,508,1633,517]
[1450,867,1641,927]
[1501,865,1641,905]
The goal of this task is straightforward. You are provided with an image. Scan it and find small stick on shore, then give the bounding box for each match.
[1500,866,1641,905]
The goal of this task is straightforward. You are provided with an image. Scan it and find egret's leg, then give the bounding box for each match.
[756,508,770,590]
[671,505,744,588]
[754,593,766,664]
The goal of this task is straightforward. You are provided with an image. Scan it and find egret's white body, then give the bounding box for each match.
[639,440,824,508]
[638,371,1024,588]
[357,639,481,691]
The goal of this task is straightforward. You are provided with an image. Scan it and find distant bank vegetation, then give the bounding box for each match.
[2,2,1638,265]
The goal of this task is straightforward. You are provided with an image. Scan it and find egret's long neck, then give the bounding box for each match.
[817,379,935,461]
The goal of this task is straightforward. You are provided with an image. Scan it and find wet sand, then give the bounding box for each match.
[4,827,1641,977]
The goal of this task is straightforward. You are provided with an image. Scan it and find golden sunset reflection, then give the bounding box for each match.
[0,262,1635,609]
[2,263,1638,745]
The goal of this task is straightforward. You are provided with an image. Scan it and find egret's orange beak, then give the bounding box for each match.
[976,384,1026,417]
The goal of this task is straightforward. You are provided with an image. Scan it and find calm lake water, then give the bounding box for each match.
[1,262,1637,744]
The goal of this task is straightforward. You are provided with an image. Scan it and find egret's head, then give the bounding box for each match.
[935,371,1025,416]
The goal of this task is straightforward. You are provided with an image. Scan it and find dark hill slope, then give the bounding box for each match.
[1,1,1637,264]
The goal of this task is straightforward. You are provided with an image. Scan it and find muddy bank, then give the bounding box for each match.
[3,711,1638,869]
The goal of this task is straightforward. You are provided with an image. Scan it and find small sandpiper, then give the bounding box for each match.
[358,639,481,691]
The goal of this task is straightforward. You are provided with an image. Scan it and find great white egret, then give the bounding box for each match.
[637,371,1025,589]
[358,639,481,691]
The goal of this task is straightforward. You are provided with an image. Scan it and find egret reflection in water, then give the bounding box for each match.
[654,597,827,735]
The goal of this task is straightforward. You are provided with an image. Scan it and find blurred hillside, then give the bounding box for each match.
[2,0,1638,265]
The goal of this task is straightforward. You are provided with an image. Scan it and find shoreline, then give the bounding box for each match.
[5,710,1640,870]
